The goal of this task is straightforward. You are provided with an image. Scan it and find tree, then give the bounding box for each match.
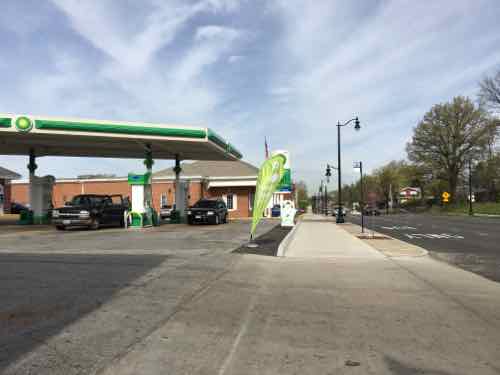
[374,161,404,209]
[406,96,494,201]
[295,180,309,210]
[480,68,500,113]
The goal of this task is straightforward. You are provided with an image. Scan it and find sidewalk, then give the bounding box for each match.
[92,215,500,374]
[285,214,384,258]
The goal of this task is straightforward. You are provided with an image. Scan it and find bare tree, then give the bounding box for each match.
[406,96,494,201]
[480,69,500,113]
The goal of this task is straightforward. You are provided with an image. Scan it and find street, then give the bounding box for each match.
[347,213,500,282]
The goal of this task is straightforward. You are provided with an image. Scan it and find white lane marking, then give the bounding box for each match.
[381,226,416,230]
[405,233,464,240]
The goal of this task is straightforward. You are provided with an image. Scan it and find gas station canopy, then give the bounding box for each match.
[0,114,242,160]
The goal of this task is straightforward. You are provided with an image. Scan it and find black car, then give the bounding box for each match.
[187,198,228,225]
[271,204,281,217]
[51,194,129,230]
[9,202,29,214]
[363,206,381,216]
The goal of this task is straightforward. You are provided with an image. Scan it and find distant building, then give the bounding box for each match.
[0,166,21,214]
[399,187,421,202]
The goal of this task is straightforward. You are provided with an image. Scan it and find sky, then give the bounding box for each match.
[1,0,500,191]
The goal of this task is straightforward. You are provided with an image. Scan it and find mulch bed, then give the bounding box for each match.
[232,225,291,257]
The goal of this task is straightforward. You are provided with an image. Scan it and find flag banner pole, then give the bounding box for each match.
[249,153,287,240]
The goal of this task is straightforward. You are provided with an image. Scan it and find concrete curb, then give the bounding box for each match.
[277,220,301,257]
[341,223,429,258]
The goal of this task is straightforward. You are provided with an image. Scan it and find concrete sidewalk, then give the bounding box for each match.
[74,215,500,374]
[285,214,384,258]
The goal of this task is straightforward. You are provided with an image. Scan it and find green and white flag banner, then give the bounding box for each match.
[250,153,287,237]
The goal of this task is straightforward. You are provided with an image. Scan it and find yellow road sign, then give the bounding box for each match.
[442,191,450,203]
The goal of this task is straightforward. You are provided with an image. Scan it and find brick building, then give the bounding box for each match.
[11,160,259,219]
[0,166,21,214]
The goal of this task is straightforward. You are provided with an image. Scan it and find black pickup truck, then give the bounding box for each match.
[51,194,129,230]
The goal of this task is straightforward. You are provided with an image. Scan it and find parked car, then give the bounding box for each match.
[159,204,174,221]
[333,207,347,217]
[187,198,228,225]
[9,202,29,214]
[51,194,129,230]
[271,204,281,217]
[363,206,381,216]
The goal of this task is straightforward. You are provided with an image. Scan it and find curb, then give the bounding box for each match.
[342,223,429,258]
[276,219,301,257]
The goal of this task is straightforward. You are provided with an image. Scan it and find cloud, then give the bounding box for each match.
[1,0,500,190]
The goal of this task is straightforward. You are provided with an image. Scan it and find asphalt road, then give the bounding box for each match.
[347,213,500,282]
[0,220,277,375]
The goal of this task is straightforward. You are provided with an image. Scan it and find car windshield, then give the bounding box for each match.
[70,195,104,206]
[193,200,218,208]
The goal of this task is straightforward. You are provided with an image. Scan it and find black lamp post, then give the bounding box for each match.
[325,163,338,216]
[353,161,365,233]
[336,117,361,223]
[469,159,474,216]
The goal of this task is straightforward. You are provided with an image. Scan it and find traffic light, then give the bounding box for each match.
[325,164,332,182]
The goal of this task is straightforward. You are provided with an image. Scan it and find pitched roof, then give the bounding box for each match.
[153,159,259,179]
[0,166,21,180]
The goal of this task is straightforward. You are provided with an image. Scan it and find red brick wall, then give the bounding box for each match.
[10,180,255,218]
[3,181,12,212]
[152,182,175,211]
[206,187,254,219]
[10,183,29,206]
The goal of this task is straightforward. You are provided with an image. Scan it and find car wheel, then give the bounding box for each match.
[56,225,66,231]
[90,218,100,230]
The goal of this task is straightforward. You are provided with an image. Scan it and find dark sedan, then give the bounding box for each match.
[187,199,228,225]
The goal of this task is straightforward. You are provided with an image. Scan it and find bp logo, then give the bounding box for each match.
[15,116,33,132]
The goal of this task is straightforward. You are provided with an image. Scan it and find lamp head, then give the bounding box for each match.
[354,117,361,131]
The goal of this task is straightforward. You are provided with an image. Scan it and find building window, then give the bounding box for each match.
[224,193,237,211]
[160,193,167,208]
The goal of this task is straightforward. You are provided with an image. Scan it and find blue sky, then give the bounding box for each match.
[1,0,500,190]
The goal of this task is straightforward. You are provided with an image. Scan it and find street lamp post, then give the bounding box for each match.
[354,161,364,233]
[325,163,338,217]
[469,159,474,216]
[336,117,361,223]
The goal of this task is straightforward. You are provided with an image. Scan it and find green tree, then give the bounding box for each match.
[374,160,404,208]
[295,180,309,210]
[406,96,494,201]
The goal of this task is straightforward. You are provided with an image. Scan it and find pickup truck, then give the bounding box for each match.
[51,194,129,230]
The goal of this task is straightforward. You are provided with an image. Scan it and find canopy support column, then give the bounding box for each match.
[20,149,38,224]
[174,154,186,223]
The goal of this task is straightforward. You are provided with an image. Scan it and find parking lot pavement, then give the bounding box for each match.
[100,217,500,375]
[1,219,276,375]
[347,213,500,282]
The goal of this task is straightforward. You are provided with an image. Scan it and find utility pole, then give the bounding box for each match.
[469,160,474,216]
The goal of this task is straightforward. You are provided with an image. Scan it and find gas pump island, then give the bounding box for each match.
[0,114,242,225]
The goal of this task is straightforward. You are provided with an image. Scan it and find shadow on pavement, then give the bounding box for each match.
[384,355,460,375]
[0,253,167,370]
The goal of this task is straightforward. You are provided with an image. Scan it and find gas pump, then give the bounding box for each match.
[174,180,189,223]
[127,172,156,228]
[20,175,55,224]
